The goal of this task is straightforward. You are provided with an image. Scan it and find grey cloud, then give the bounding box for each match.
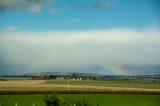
[0,28,160,74]
[91,0,115,9]
[69,0,115,10]
[0,0,115,13]
[0,0,50,13]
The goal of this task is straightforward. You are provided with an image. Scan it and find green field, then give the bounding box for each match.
[0,78,32,80]
[0,94,160,106]
[46,80,160,89]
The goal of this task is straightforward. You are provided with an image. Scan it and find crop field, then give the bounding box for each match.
[46,80,160,89]
[0,80,160,94]
[0,94,160,106]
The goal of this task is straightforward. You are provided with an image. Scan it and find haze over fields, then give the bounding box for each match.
[0,0,160,75]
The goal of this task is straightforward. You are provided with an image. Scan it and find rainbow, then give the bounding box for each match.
[103,64,131,75]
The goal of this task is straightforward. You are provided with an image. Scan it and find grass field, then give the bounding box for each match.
[46,80,160,89]
[0,94,160,106]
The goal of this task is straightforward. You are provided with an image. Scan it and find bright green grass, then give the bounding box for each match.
[46,80,160,89]
[0,94,160,106]
[0,94,45,106]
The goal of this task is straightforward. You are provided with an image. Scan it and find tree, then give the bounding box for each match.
[44,95,66,106]
[48,75,57,80]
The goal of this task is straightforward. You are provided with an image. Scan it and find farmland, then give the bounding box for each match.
[46,80,160,89]
[0,94,160,106]
[0,80,160,106]
[0,80,160,94]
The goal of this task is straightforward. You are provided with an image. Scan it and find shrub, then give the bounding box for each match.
[44,94,99,106]
[44,94,66,106]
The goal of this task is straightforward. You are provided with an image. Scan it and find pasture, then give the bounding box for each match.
[0,94,160,106]
[46,80,160,89]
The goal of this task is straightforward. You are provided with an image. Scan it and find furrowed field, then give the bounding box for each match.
[0,94,160,106]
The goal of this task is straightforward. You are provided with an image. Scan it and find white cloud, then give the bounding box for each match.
[0,27,160,72]
[30,5,41,13]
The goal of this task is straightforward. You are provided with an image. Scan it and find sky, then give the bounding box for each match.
[0,0,160,75]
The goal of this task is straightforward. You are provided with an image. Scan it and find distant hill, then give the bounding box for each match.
[122,64,160,75]
[0,64,160,75]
